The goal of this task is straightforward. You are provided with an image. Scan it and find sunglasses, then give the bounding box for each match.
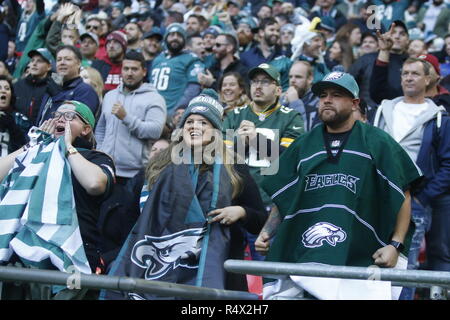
[214,42,228,47]
[86,24,100,31]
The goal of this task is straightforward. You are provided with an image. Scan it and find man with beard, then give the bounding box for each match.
[240,17,293,91]
[95,51,167,185]
[281,61,320,131]
[92,30,128,92]
[124,22,143,52]
[149,23,204,113]
[240,17,283,69]
[255,72,422,300]
[236,17,258,54]
[197,33,248,90]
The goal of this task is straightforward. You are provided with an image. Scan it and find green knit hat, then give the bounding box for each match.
[179,89,224,130]
[59,100,96,128]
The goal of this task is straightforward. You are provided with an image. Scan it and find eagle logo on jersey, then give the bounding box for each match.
[131,228,205,280]
[302,222,347,248]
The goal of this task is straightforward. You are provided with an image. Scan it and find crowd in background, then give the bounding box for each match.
[0,0,449,300]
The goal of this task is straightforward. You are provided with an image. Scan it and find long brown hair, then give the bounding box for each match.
[145,128,244,199]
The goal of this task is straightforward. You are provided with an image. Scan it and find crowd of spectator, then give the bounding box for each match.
[0,0,450,300]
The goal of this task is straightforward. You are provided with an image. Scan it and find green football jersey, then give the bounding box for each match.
[223,102,304,205]
[270,55,293,92]
[150,50,205,112]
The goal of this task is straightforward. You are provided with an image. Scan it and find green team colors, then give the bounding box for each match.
[262,121,422,288]
[150,51,205,112]
[270,56,292,92]
[223,102,304,204]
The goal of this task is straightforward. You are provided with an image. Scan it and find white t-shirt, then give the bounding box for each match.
[392,100,429,142]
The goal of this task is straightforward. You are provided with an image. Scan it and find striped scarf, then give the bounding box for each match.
[0,133,91,274]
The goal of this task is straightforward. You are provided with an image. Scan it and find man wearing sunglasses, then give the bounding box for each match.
[198,32,248,91]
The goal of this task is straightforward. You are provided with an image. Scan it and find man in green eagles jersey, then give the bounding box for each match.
[255,72,423,299]
[149,23,205,113]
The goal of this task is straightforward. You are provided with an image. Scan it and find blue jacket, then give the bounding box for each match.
[36,77,100,125]
[415,114,450,207]
[240,45,283,69]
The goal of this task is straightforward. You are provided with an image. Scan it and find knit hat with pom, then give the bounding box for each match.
[179,89,224,131]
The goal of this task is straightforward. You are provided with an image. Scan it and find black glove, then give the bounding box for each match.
[0,112,15,130]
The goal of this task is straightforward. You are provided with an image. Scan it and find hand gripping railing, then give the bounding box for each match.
[224,259,450,299]
[0,266,258,300]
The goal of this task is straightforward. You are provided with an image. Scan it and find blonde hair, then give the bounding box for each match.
[81,66,104,104]
[145,129,244,199]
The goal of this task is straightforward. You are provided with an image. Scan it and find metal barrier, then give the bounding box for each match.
[224,259,450,299]
[0,266,258,300]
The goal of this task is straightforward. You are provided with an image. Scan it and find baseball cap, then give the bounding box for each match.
[202,25,222,38]
[248,63,281,85]
[143,27,163,41]
[312,72,360,99]
[28,48,55,65]
[239,17,258,30]
[418,54,441,75]
[59,100,96,128]
[391,20,408,35]
[80,32,99,46]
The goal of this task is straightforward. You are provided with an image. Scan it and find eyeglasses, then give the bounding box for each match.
[51,111,87,124]
[250,79,275,87]
[86,24,99,31]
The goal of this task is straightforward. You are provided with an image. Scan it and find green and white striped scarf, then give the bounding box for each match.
[0,132,91,274]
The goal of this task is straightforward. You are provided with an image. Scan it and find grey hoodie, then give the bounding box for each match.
[95,82,167,178]
[373,97,445,162]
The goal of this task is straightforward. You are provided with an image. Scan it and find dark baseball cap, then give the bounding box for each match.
[143,27,163,41]
[248,63,280,85]
[391,20,408,35]
[312,72,360,99]
[28,48,55,65]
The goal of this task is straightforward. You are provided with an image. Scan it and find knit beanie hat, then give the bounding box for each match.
[106,30,128,51]
[179,89,224,131]
[164,23,187,43]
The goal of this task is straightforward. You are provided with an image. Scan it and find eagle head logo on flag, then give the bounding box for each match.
[302,222,347,248]
[131,228,206,280]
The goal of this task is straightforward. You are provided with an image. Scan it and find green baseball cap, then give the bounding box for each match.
[312,72,360,99]
[248,63,281,85]
[59,100,96,128]
[28,48,55,66]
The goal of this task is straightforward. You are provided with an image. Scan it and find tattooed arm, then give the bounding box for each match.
[255,205,282,255]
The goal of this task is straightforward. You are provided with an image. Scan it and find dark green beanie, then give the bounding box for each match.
[179,89,224,130]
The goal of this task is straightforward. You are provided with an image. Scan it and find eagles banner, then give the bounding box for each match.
[101,162,232,300]
[0,129,91,274]
[261,121,422,299]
